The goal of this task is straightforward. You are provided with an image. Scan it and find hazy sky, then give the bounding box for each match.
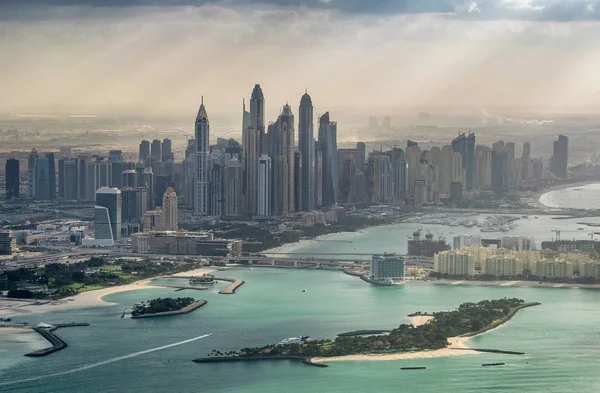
[1,0,600,117]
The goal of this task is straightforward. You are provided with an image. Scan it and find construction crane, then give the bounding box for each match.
[551,229,561,242]
[590,233,595,240]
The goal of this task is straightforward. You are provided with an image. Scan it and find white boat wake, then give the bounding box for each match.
[0,333,212,387]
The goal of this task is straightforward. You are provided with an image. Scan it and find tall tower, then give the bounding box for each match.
[162,186,178,230]
[139,140,150,161]
[551,135,568,178]
[451,132,475,189]
[194,97,210,216]
[95,187,122,243]
[318,111,339,207]
[521,142,531,181]
[224,157,243,217]
[5,158,19,199]
[257,155,272,217]
[162,138,173,162]
[278,103,295,214]
[250,84,266,153]
[27,148,38,198]
[299,91,315,211]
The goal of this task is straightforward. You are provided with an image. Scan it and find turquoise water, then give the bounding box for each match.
[2,267,600,392]
[3,211,600,392]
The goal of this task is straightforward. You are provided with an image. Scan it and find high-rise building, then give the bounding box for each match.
[0,231,16,255]
[274,103,295,214]
[109,150,123,162]
[95,187,122,243]
[521,142,531,181]
[491,141,507,193]
[294,150,303,212]
[250,84,266,153]
[63,159,79,200]
[551,135,569,178]
[121,187,148,224]
[368,116,378,129]
[5,158,19,199]
[27,148,38,198]
[505,141,517,188]
[318,111,339,207]
[315,141,323,208]
[383,116,391,130]
[451,132,475,189]
[58,158,65,199]
[242,98,251,131]
[257,155,272,217]
[194,97,210,216]
[162,138,173,162]
[46,152,56,200]
[209,157,223,217]
[139,140,150,161]
[35,157,50,200]
[162,187,178,230]
[405,143,420,198]
[475,145,492,190]
[224,157,243,217]
[371,154,392,203]
[243,126,260,215]
[371,254,405,282]
[299,91,315,211]
[151,139,162,162]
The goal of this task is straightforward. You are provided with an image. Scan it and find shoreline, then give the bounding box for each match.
[311,302,538,363]
[0,267,217,320]
[429,279,600,289]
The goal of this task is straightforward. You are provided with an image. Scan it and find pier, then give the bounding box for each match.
[25,322,90,357]
[216,277,244,294]
[131,300,207,318]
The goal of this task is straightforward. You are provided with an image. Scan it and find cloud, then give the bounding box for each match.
[1,0,599,21]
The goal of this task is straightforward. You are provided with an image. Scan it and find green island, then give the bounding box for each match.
[194,298,539,367]
[0,257,205,299]
[131,297,206,318]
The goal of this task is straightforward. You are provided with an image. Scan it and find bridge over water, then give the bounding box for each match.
[227,254,434,269]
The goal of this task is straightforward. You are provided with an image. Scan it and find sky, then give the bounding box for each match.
[1,0,600,117]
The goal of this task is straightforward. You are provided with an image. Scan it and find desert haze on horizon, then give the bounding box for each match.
[1,0,600,116]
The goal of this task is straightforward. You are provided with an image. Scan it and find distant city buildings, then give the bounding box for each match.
[5,158,19,199]
[91,187,122,246]
[551,135,569,178]
[0,230,16,255]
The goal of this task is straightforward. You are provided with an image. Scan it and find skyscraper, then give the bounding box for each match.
[298,91,315,211]
[475,145,492,189]
[371,154,392,203]
[27,148,38,198]
[162,138,173,162]
[46,152,56,200]
[451,132,475,189]
[162,187,178,230]
[95,187,122,243]
[551,135,568,178]
[250,84,266,153]
[139,140,150,161]
[194,97,210,215]
[318,111,339,207]
[63,159,79,201]
[35,157,50,200]
[151,139,162,162]
[491,141,507,194]
[277,103,295,214]
[521,142,531,181]
[121,187,148,224]
[5,158,19,199]
[224,157,243,217]
[243,126,260,215]
[294,150,303,212]
[257,155,272,217]
[315,141,323,207]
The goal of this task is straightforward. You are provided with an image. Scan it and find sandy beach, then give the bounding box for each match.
[431,279,600,289]
[311,314,478,363]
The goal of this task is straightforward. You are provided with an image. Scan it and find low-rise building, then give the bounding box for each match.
[131,231,242,257]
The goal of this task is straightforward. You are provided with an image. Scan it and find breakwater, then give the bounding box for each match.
[156,284,208,291]
[216,277,244,294]
[337,329,392,337]
[25,323,90,357]
[131,300,207,318]
[192,356,328,368]
[454,348,526,355]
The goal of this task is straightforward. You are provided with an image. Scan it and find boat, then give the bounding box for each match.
[401,367,427,370]
[573,187,583,191]
[277,335,310,346]
[482,362,506,367]
[521,215,528,219]
[578,228,584,231]
[534,216,538,219]
[301,289,307,292]
[189,274,215,285]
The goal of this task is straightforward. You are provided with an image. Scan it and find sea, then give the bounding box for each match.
[1,186,600,392]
